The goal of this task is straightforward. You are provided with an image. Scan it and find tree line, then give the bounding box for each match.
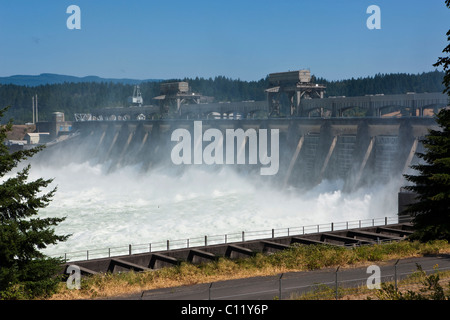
[0,70,445,124]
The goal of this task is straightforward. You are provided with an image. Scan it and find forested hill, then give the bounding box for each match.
[0,70,445,124]
[315,71,445,97]
[0,73,162,86]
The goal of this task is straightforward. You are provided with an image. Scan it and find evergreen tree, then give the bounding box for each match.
[403,109,450,241]
[403,0,450,242]
[404,0,450,240]
[0,106,69,299]
[433,0,450,95]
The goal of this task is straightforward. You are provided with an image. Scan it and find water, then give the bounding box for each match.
[23,160,403,258]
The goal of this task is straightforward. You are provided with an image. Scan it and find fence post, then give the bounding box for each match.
[167,240,170,251]
[205,236,207,246]
[335,266,340,300]
[385,217,388,225]
[242,231,245,242]
[87,250,89,261]
[209,283,213,300]
[129,244,132,255]
[272,229,274,238]
[187,239,189,248]
[279,273,284,300]
[394,259,400,290]
[331,222,334,231]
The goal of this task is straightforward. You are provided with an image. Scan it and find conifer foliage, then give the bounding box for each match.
[403,109,450,241]
[404,0,450,242]
[433,0,450,95]
[0,106,68,299]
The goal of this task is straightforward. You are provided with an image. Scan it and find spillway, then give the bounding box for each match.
[30,117,437,258]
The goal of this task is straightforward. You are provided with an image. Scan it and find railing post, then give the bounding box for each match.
[331,222,334,231]
[385,217,388,225]
[272,229,274,238]
[205,235,207,246]
[242,231,245,242]
[129,244,132,255]
[87,250,89,261]
[167,240,170,251]
[187,239,189,248]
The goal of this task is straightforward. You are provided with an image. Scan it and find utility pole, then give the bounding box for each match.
[35,94,38,123]
[32,96,35,124]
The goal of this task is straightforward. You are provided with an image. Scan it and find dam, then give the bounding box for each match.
[42,116,439,192]
[54,70,447,192]
[28,70,447,260]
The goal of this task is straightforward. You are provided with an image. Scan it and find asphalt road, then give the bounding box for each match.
[110,254,450,300]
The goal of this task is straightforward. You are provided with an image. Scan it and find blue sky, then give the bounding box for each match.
[0,0,449,81]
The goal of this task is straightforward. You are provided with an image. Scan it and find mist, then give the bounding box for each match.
[24,156,403,257]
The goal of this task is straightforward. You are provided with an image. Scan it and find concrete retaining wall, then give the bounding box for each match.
[62,222,414,276]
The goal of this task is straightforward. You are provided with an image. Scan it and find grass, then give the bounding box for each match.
[48,239,450,300]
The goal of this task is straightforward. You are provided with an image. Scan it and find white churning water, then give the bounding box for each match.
[24,161,402,257]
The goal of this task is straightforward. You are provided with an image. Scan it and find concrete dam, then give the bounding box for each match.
[41,116,439,192]
[27,72,447,275]
[51,72,446,192]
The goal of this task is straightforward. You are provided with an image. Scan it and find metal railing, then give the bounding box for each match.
[54,215,409,262]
